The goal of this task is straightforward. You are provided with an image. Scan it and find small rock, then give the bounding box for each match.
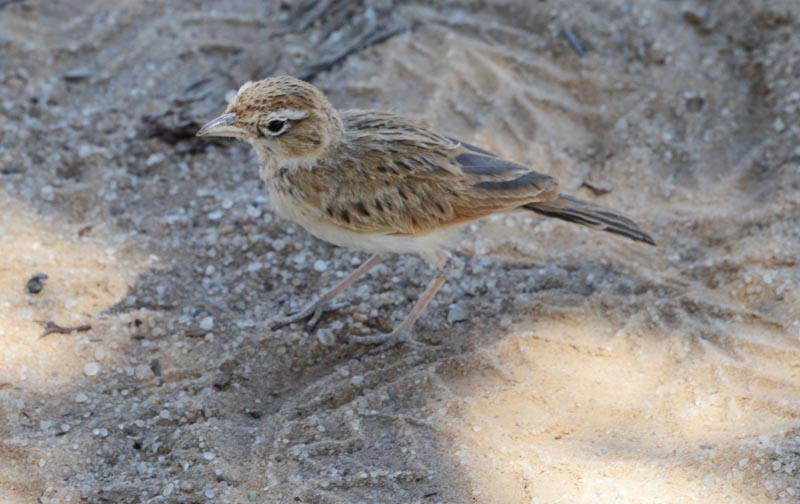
[145,153,165,167]
[246,205,262,218]
[350,375,364,386]
[134,364,150,380]
[447,302,469,323]
[213,359,237,388]
[150,358,162,377]
[773,118,786,133]
[75,392,89,403]
[202,451,215,461]
[83,362,100,377]
[63,68,92,82]
[685,94,705,112]
[313,259,328,272]
[682,5,716,34]
[24,273,48,294]
[317,329,336,347]
[199,316,214,331]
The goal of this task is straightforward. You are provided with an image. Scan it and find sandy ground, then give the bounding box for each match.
[1,0,799,502]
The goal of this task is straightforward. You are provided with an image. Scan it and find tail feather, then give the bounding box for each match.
[525,194,656,246]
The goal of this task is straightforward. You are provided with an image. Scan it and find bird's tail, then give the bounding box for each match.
[524,194,656,246]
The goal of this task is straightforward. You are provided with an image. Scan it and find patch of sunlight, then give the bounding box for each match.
[435,317,800,503]
[0,192,147,390]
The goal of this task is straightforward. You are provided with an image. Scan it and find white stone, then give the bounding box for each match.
[83,362,100,377]
[199,316,214,331]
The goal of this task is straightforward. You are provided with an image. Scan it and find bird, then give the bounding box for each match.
[197,76,655,349]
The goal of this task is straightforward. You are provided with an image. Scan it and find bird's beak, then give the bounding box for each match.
[196,113,247,138]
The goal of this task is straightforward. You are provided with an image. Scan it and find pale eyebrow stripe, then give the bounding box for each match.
[268,109,309,121]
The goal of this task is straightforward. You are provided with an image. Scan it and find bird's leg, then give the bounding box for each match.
[271,254,385,331]
[349,252,454,350]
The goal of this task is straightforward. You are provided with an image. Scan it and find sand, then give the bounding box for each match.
[1,0,799,502]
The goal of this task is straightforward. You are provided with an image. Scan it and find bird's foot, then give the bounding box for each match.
[348,329,429,353]
[270,298,354,331]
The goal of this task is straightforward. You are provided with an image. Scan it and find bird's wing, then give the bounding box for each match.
[300,111,558,236]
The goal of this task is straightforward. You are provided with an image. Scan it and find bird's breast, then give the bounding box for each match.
[263,167,457,257]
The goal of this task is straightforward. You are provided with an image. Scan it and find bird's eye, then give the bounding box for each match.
[266,119,287,135]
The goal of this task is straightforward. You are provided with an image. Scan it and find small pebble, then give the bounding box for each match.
[83,362,101,377]
[447,303,469,323]
[350,375,364,386]
[24,273,48,294]
[203,451,215,461]
[313,259,328,272]
[75,392,89,403]
[63,67,92,81]
[246,205,262,218]
[145,153,165,167]
[317,329,336,347]
[199,316,214,331]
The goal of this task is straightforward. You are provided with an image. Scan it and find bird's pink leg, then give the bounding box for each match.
[271,254,385,330]
[349,252,453,349]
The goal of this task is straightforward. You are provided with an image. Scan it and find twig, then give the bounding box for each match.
[561,26,585,57]
[38,320,92,338]
[300,23,410,81]
[581,179,612,195]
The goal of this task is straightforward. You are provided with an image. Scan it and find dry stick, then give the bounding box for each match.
[38,320,92,338]
[562,26,585,57]
[300,23,410,81]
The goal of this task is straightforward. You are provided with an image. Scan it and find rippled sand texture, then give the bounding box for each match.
[1,0,798,502]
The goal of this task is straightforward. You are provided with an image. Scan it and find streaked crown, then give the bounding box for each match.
[198,76,343,162]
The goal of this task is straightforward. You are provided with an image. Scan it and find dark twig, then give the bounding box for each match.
[561,26,585,57]
[38,320,92,338]
[299,23,410,81]
[581,179,612,195]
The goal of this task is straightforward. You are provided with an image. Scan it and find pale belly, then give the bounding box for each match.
[267,181,459,263]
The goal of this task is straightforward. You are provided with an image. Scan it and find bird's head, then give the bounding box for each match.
[197,76,343,163]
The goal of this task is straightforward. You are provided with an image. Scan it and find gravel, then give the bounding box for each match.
[1,1,798,503]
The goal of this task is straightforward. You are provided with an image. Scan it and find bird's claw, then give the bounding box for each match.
[348,330,429,353]
[270,299,353,331]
